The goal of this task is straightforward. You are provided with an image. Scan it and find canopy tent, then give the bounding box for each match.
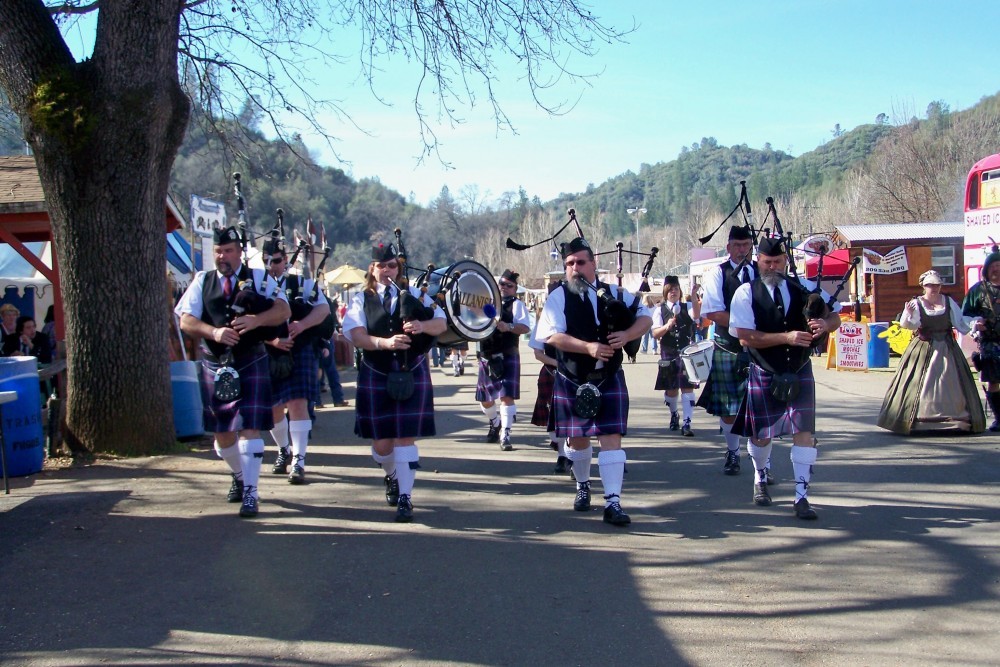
[0,240,53,321]
[805,248,851,279]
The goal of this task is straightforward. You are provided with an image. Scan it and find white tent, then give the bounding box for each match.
[0,241,54,321]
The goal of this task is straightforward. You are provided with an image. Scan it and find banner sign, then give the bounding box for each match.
[862,246,907,275]
[835,321,869,371]
[190,195,227,239]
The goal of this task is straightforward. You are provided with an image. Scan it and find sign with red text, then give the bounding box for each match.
[835,322,869,371]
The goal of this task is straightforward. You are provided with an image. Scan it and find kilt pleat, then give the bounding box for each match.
[270,344,319,406]
[475,352,522,402]
[552,370,629,438]
[654,348,697,391]
[732,362,816,439]
[531,365,556,427]
[696,345,749,417]
[355,355,436,440]
[200,351,275,433]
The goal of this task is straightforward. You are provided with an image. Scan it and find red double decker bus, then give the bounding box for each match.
[964,153,1000,285]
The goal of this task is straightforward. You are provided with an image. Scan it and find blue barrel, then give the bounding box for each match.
[868,323,890,368]
[170,361,204,439]
[0,356,44,477]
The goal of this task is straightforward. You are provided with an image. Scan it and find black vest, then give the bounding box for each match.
[557,281,623,381]
[747,279,811,374]
[660,301,694,351]
[481,296,519,355]
[361,288,433,371]
[200,265,265,359]
[717,260,757,346]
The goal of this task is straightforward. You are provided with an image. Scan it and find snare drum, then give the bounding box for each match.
[680,340,715,383]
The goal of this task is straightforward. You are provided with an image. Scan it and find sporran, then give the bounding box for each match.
[214,350,241,401]
[573,382,602,419]
[386,370,415,402]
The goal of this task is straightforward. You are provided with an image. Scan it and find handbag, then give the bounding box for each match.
[386,370,415,402]
[573,382,603,419]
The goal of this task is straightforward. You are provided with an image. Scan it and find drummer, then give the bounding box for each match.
[651,275,701,437]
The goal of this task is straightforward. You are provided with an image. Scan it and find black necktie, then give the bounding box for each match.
[773,286,784,318]
[383,288,393,313]
[741,267,750,284]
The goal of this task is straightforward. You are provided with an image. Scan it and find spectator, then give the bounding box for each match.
[0,303,19,355]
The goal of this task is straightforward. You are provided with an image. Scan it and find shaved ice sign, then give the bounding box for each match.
[836,322,869,370]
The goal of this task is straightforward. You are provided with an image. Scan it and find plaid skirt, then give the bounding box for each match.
[355,355,436,440]
[732,362,816,439]
[475,351,521,402]
[271,344,319,406]
[696,344,749,417]
[199,350,275,433]
[552,369,628,438]
[654,348,697,391]
[531,364,556,428]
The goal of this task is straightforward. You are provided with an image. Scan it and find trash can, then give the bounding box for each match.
[0,356,44,477]
[170,361,204,439]
[868,322,890,368]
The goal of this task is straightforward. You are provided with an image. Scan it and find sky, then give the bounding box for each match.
[61,1,999,208]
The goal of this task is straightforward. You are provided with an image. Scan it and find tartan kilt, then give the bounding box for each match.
[732,362,816,439]
[654,348,697,391]
[552,369,628,438]
[270,343,319,406]
[531,364,556,428]
[355,355,436,440]
[696,344,749,417]
[475,351,521,401]
[199,349,275,433]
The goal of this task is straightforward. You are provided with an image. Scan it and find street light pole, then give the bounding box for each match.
[627,206,647,273]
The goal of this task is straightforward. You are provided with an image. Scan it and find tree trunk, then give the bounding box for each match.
[0,0,190,455]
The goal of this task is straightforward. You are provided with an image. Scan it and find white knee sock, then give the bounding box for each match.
[664,394,678,414]
[371,446,396,478]
[747,442,773,484]
[500,404,516,434]
[566,445,592,484]
[482,403,498,423]
[682,393,695,421]
[289,419,311,467]
[721,421,740,453]
[215,440,242,477]
[238,437,265,500]
[394,445,419,496]
[598,449,626,505]
[270,418,289,452]
[790,446,817,501]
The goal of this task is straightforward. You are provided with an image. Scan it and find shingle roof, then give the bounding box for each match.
[836,222,963,242]
[0,155,45,214]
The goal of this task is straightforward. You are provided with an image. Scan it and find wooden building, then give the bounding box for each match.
[832,222,965,323]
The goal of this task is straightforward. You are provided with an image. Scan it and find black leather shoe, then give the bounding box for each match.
[753,482,772,506]
[603,501,631,526]
[669,411,679,431]
[384,475,399,506]
[681,420,694,437]
[723,450,741,475]
[272,447,290,475]
[239,490,258,518]
[395,494,413,522]
[573,481,591,511]
[794,497,818,520]
[288,464,305,485]
[990,420,1000,432]
[486,420,501,443]
[500,431,512,451]
[227,474,244,503]
[554,456,568,474]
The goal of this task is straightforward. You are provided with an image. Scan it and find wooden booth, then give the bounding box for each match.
[832,222,965,323]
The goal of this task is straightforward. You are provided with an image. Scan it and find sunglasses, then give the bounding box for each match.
[376,261,399,270]
[564,259,590,267]
[499,281,516,289]
[268,257,284,265]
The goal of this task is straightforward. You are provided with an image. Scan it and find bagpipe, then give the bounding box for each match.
[396,227,502,346]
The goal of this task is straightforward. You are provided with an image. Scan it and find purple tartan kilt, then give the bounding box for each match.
[475,351,521,402]
[531,365,556,428]
[200,350,275,433]
[271,344,319,406]
[552,370,628,438]
[696,344,749,417]
[732,362,816,439]
[355,356,436,440]
[654,348,697,391]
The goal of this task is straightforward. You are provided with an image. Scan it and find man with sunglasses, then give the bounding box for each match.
[262,239,331,485]
[476,269,532,450]
[536,237,652,526]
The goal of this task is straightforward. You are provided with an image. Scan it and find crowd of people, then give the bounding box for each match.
[167,221,997,528]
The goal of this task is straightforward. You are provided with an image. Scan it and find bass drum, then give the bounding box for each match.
[420,259,500,346]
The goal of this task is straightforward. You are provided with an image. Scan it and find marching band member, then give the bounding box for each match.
[342,243,447,522]
[651,275,700,437]
[729,236,842,520]
[476,269,531,450]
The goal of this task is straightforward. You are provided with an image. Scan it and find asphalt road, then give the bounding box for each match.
[2,346,999,666]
